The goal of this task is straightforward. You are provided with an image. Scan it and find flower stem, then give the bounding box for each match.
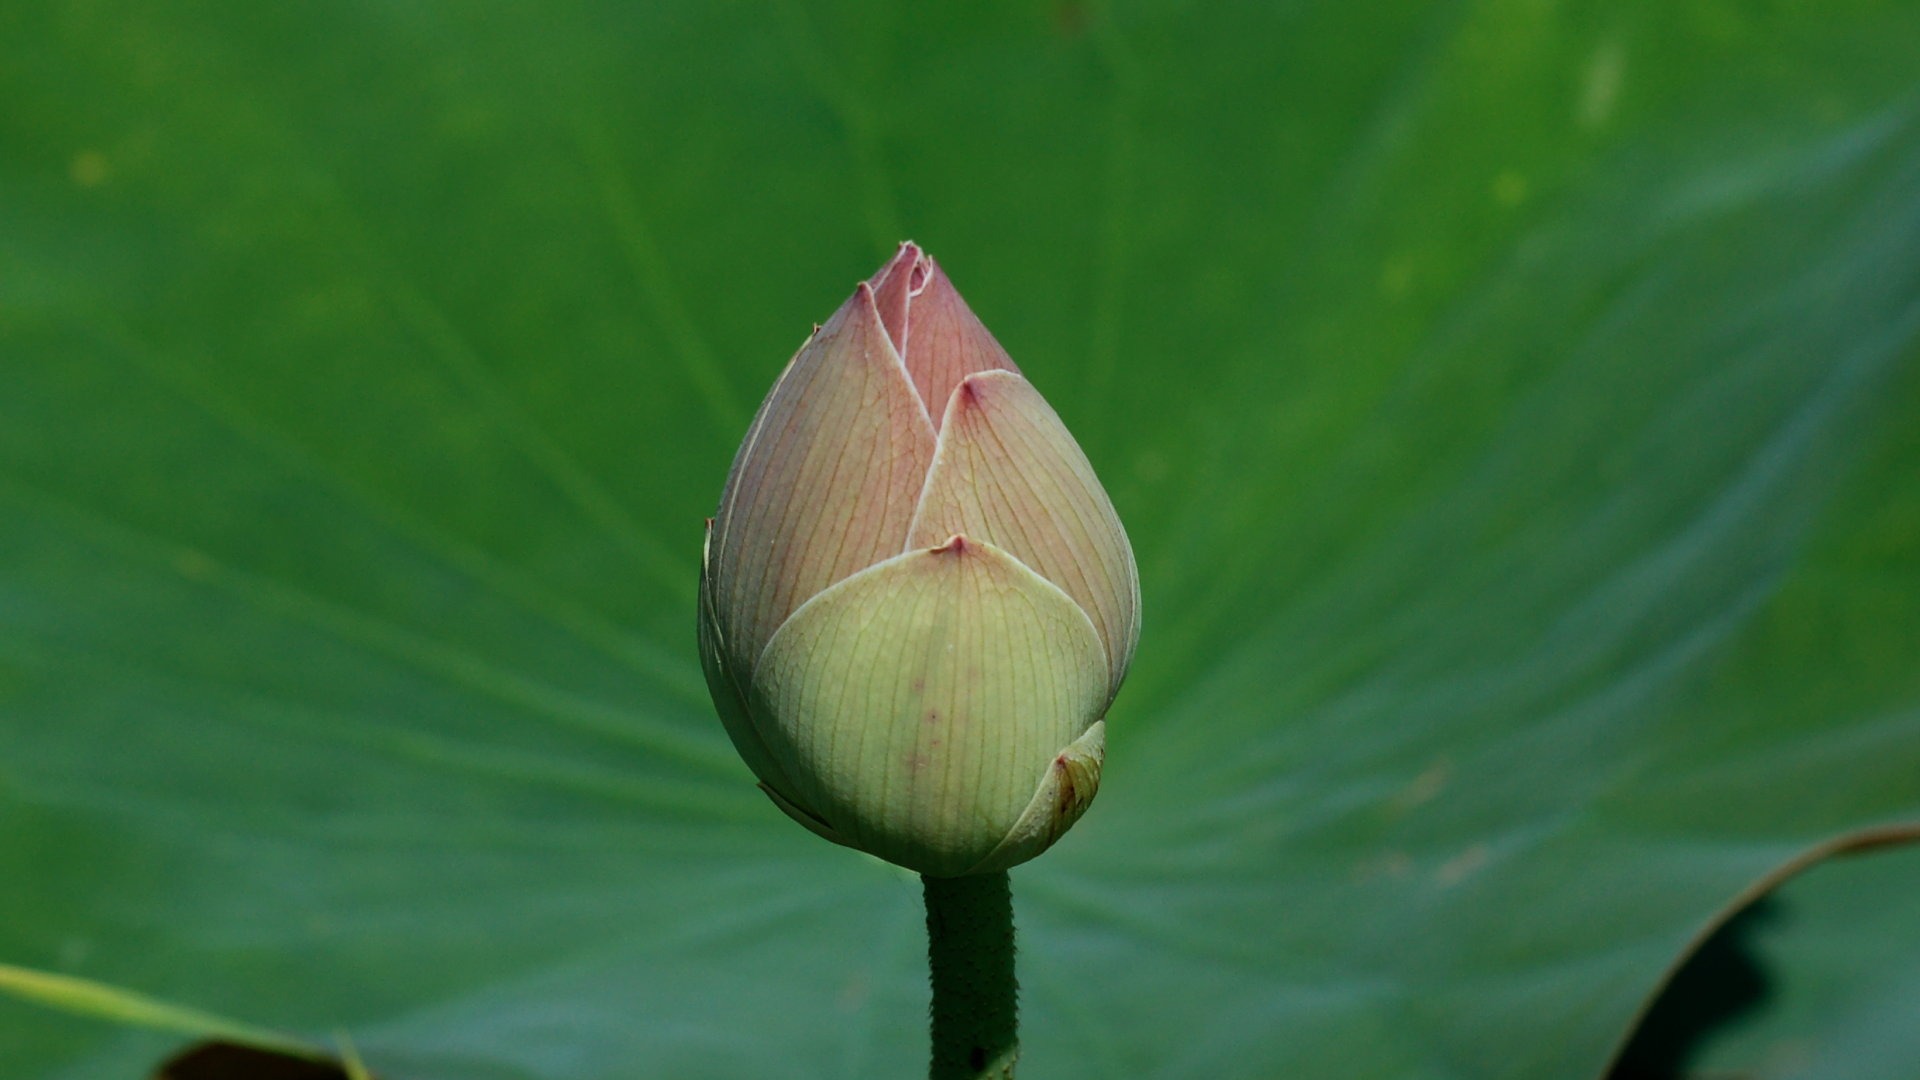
[923,871,1018,1079]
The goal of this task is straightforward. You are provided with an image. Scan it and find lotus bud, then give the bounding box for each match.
[699,243,1140,878]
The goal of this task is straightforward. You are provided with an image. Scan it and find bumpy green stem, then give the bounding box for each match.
[923,871,1018,1079]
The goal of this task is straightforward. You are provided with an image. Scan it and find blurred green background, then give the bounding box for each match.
[3,1,1918,1077]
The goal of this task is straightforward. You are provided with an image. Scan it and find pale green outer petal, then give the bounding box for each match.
[751,537,1109,877]
[756,779,852,848]
[709,283,937,675]
[964,720,1105,876]
[909,370,1141,704]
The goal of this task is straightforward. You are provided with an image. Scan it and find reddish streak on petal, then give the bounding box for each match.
[898,259,1021,432]
[907,369,1138,703]
[709,278,938,667]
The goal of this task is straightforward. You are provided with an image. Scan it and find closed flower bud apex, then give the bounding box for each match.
[699,243,1140,877]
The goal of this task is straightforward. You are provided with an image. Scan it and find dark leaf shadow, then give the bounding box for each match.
[1599,822,1920,1080]
[1606,897,1778,1080]
[155,1041,359,1080]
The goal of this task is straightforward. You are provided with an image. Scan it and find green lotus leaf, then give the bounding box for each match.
[2,3,1917,1078]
